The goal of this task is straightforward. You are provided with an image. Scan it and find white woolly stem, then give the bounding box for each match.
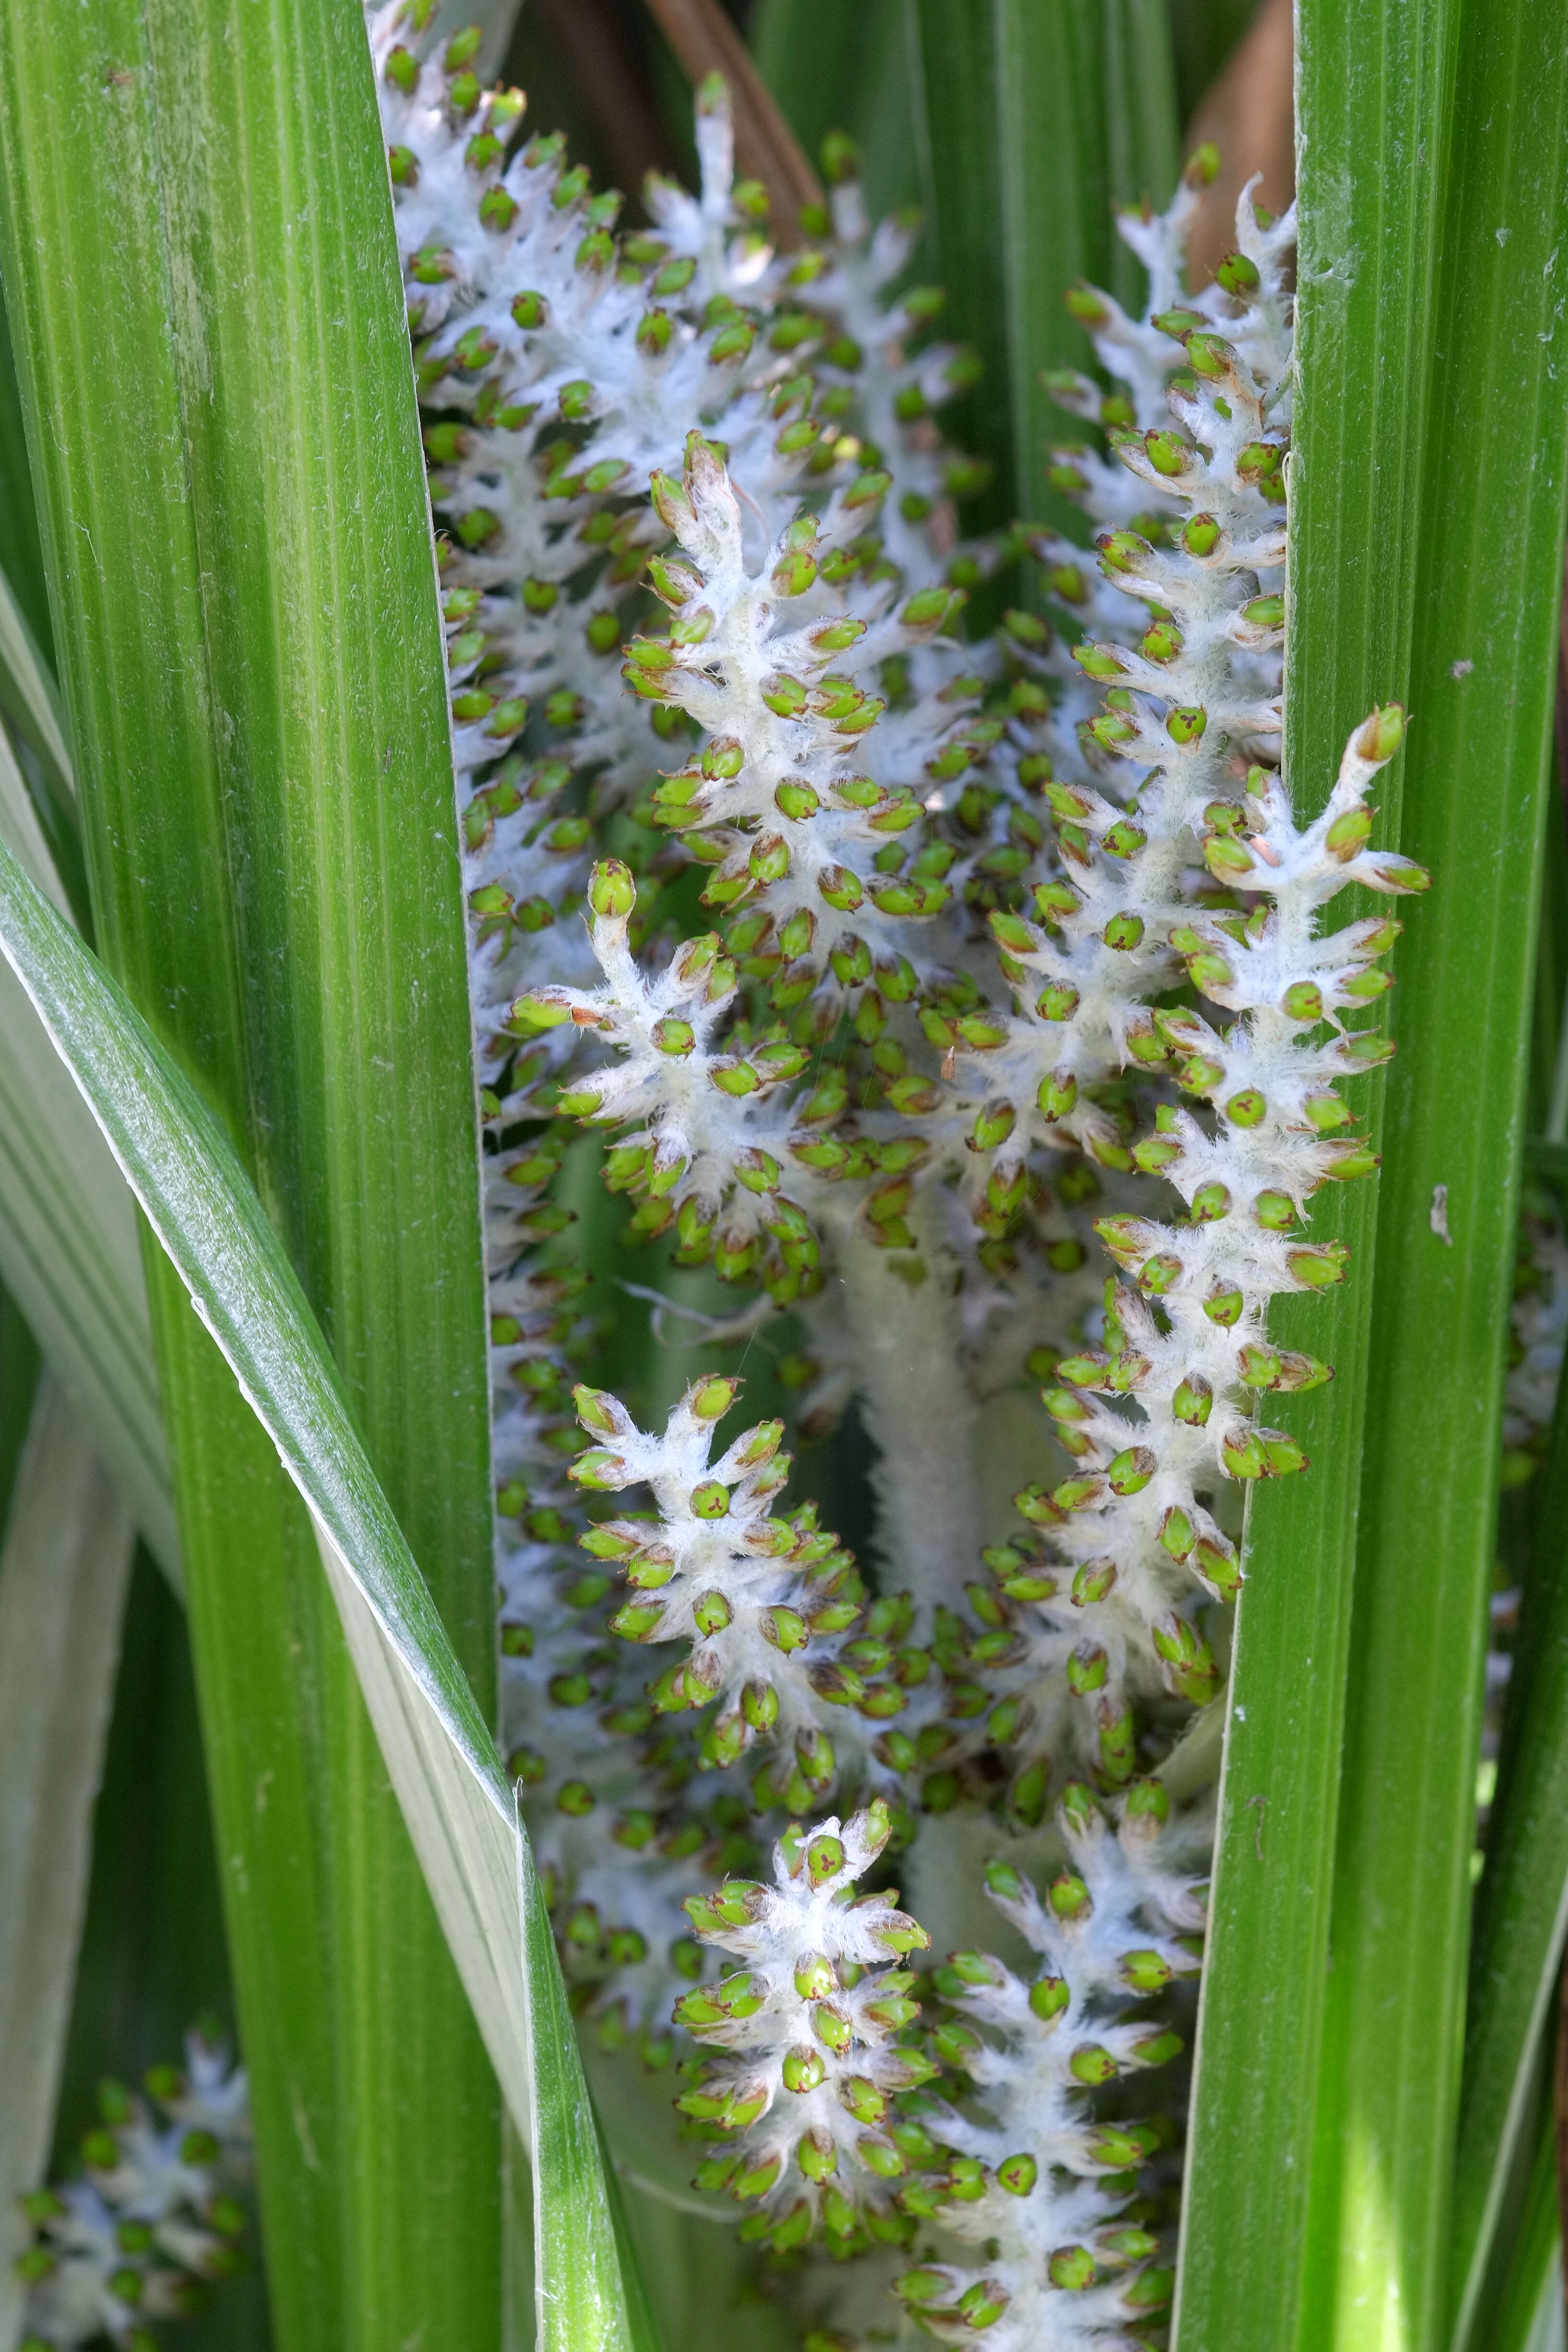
[835,1205,980,1625]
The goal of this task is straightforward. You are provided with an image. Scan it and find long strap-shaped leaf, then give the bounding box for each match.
[906,0,1178,534]
[0,0,502,2331]
[0,567,80,928]
[1456,1220,1568,2331]
[0,716,175,1580]
[1175,0,1459,2340]
[1316,0,1568,2336]
[0,300,48,659]
[0,1375,134,2352]
[0,832,653,2352]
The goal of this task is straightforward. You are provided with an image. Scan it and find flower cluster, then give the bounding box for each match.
[368,11,1433,2345]
[16,2039,250,2351]
[675,1801,935,2252]
[976,707,1424,1792]
[897,1780,1204,2349]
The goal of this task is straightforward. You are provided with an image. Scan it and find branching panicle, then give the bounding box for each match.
[367,15,1432,2343]
[676,1802,937,2252]
[17,2040,250,2352]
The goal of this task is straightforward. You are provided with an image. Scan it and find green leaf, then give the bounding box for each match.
[1478,2097,1564,2352]
[0,1375,135,2346]
[1456,1222,1568,2321]
[1306,7,1568,2340]
[1166,0,1260,123]
[0,0,503,2337]
[0,827,654,2352]
[749,0,919,220]
[1175,1,1460,2341]
[0,286,49,658]
[0,1281,41,1534]
[0,720,176,1580]
[905,0,1177,534]
[0,564,84,931]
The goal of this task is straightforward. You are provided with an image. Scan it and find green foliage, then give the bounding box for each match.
[1316,0,1568,2332]
[1176,0,1459,2339]
[1180,3,1568,2346]
[0,0,500,2340]
[0,2,1565,2344]
[0,821,651,2352]
[904,0,1179,529]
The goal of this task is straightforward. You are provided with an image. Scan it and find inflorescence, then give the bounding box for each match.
[367,3,1427,2338]
[16,2039,250,2352]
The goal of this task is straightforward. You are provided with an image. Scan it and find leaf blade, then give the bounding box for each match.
[1175,1,1462,2340]
[0,828,651,2352]
[1304,7,1568,2339]
[0,1376,135,2352]
[0,0,502,2335]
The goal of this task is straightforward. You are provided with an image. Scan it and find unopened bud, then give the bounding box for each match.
[1071,2042,1118,2085]
[1049,2244,1096,2291]
[1048,1872,1092,1921]
[783,2047,826,2094]
[1027,1973,1069,2023]
[1355,702,1406,764]
[1325,804,1373,859]
[806,1833,845,1884]
[742,1679,778,1728]
[1120,1947,1173,1994]
[1067,1644,1109,1694]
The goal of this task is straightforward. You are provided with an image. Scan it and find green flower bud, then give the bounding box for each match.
[1053,1474,1105,1513]
[1152,1615,1220,1704]
[1127,2266,1176,2311]
[1290,1244,1349,1288]
[742,1679,779,1729]
[588,859,636,919]
[1038,1068,1079,1120]
[693,1590,732,1635]
[1029,1972,1070,2020]
[784,2047,826,2094]
[1067,1644,1109,1694]
[1184,331,1234,380]
[1137,1251,1183,1294]
[1071,2041,1118,2084]
[1145,430,1190,478]
[1206,832,1257,882]
[1107,1446,1156,1495]
[1356,702,1407,763]
[1049,2244,1096,2290]
[1325,804,1374,858]
[1048,1872,1092,1921]
[1160,1507,1194,1559]
[1167,704,1208,746]
[1134,1135,1182,1172]
[1264,1432,1309,1475]
[1120,1947,1174,1994]
[1222,1427,1268,1479]
[1134,2029,1185,2067]
[1217,246,1262,295]
[1072,1557,1117,1605]
[957,2280,1009,2328]
[896,2266,954,2305]
[1072,641,1127,682]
